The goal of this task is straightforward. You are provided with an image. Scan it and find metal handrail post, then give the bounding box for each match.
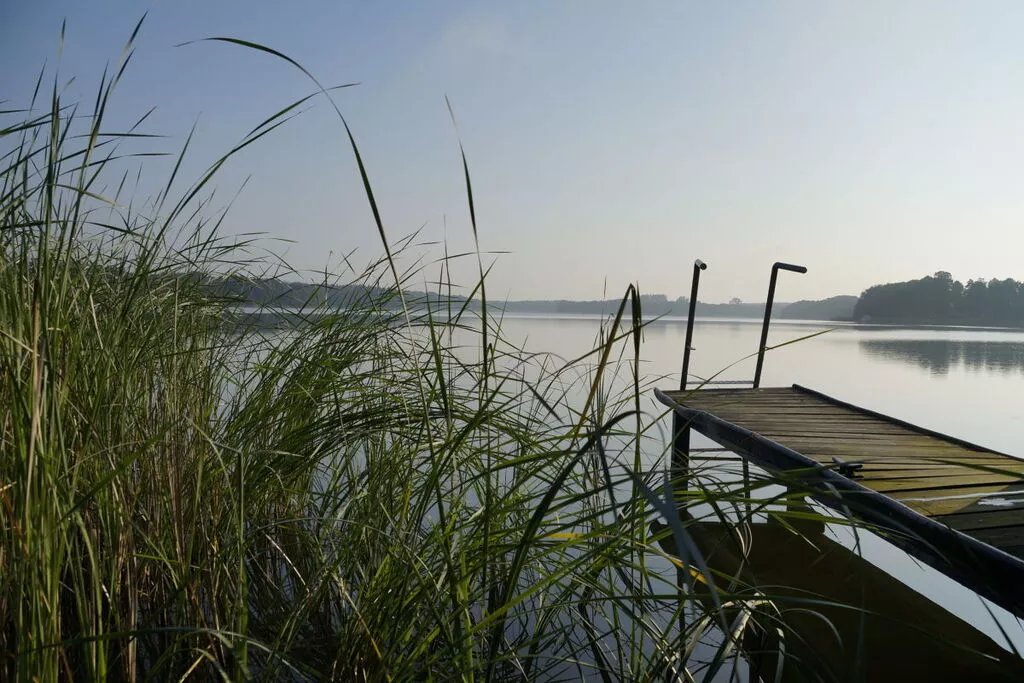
[679,259,707,391]
[674,259,706,474]
[753,261,807,388]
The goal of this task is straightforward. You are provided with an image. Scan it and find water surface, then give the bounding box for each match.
[496,315,1024,455]
[493,314,1024,660]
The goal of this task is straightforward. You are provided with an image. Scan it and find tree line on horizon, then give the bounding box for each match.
[209,275,858,320]
[209,270,1024,327]
[854,271,1024,326]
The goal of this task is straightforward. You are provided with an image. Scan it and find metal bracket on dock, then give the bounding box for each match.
[831,457,864,479]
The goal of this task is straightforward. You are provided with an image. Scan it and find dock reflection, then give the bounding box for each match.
[656,489,1024,682]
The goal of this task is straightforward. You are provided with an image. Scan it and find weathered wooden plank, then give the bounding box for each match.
[967,527,1024,551]
[684,401,884,411]
[790,452,1004,466]
[725,425,917,438]
[700,423,917,440]
[776,461,1023,477]
[718,416,915,428]
[777,439,975,452]
[727,418,875,430]
[761,436,996,455]
[683,404,880,415]
[919,494,1024,519]
[895,482,1024,501]
[678,402,873,412]
[850,457,1013,466]
[894,484,1024,517]
[790,447,1006,463]
[830,460,1019,471]
[690,405,885,415]
[868,474,1024,494]
[687,402,888,414]
[727,424,916,435]
[692,405,884,417]
[776,450,999,465]
[853,467,1024,481]
[681,406,869,416]
[937,508,1024,532]
[777,450,1004,464]
[734,431,993,445]
[665,387,796,397]
[670,393,825,404]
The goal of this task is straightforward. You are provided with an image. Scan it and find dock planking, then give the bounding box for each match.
[657,383,1024,618]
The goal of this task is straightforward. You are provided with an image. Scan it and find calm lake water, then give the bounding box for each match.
[495,314,1024,456]
[492,314,1024,663]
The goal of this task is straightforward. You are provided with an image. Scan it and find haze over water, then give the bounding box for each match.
[497,315,1024,457]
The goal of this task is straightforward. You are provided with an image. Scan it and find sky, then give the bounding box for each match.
[4,1,1024,303]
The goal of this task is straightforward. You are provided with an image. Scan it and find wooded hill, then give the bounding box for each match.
[853,272,1024,326]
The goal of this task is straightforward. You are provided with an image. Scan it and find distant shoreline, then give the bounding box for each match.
[231,305,1024,333]
[220,276,1024,330]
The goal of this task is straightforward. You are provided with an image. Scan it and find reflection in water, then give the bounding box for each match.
[860,339,1024,375]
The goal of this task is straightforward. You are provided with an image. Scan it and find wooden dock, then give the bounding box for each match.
[655,384,1024,620]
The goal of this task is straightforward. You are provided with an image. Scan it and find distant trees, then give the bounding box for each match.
[853,272,1024,326]
[780,296,858,321]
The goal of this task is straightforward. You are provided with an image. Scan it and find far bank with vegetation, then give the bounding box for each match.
[854,271,1024,327]
[224,270,1024,329]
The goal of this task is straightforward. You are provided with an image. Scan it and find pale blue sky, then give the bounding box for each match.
[5,2,1024,302]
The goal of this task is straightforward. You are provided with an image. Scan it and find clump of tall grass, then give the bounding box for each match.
[0,27,759,682]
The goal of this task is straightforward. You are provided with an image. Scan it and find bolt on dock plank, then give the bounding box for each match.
[656,383,1024,620]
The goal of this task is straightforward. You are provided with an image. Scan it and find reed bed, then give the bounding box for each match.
[0,27,781,682]
[5,24,996,683]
